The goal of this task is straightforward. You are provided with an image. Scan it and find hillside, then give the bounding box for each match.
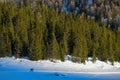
[1,0,120,30]
[13,0,120,30]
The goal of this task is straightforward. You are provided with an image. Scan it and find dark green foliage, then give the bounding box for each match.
[0,2,120,65]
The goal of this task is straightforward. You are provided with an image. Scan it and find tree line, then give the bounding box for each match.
[0,2,120,65]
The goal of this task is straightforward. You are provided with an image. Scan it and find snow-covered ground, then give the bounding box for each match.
[0,57,120,73]
[0,57,120,80]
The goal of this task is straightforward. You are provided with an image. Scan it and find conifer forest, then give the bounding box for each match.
[0,0,120,65]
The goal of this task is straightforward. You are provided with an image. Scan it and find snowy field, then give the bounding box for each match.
[0,57,120,80]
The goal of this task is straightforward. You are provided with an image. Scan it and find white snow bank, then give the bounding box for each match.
[0,57,120,74]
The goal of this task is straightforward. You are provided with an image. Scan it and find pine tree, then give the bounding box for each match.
[108,31,114,65]
[92,42,99,63]
[0,26,12,57]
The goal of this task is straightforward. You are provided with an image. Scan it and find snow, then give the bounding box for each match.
[0,57,120,80]
[1,71,120,80]
[62,0,70,14]
[87,0,93,7]
[0,57,120,73]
